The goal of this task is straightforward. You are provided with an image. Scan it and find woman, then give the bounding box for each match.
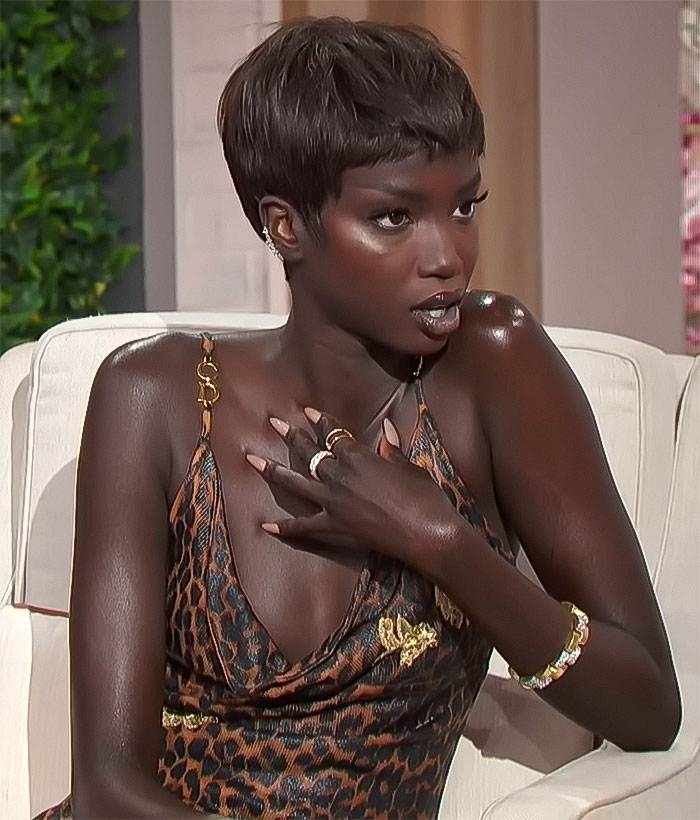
[39,17,680,820]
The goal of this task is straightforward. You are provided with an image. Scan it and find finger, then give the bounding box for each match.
[262,517,362,558]
[246,454,326,504]
[378,418,408,463]
[303,406,357,453]
[269,416,290,439]
[269,416,336,480]
[383,417,401,448]
[261,510,336,540]
[269,416,316,454]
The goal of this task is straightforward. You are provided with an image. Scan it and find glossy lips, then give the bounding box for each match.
[411,290,464,338]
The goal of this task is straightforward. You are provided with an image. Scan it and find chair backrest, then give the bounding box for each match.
[3,314,692,819]
[654,357,700,756]
[0,342,35,605]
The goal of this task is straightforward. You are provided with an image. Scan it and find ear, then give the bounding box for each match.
[258,196,306,264]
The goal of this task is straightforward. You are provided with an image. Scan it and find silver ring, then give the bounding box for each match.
[308,449,334,480]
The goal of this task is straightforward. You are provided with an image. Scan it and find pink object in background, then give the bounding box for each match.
[682,112,700,353]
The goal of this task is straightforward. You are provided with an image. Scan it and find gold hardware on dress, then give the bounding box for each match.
[196,355,220,408]
[161,707,219,730]
[434,586,467,629]
[378,614,438,667]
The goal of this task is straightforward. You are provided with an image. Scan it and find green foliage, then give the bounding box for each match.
[0,0,140,352]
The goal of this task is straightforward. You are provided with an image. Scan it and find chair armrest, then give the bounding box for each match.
[481,738,699,820]
[0,605,32,819]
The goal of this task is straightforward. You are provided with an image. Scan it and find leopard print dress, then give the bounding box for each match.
[37,335,514,820]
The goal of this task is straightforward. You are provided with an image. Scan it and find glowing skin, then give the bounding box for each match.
[65,150,680,818]
[271,149,486,362]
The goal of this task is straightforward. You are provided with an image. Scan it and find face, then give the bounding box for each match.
[292,148,484,358]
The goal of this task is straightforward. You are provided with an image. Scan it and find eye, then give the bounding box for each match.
[374,209,410,230]
[452,190,489,220]
[453,201,476,219]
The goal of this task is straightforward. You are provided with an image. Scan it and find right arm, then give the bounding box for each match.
[69,339,205,819]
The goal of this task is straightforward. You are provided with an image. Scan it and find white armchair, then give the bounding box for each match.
[0,313,697,819]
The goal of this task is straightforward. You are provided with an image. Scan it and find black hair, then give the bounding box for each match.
[217,17,485,239]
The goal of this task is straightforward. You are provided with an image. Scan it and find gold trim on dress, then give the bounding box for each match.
[378,614,438,668]
[434,586,467,629]
[196,355,220,409]
[161,707,219,730]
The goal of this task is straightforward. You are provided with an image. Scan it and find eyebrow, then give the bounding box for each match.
[358,172,483,202]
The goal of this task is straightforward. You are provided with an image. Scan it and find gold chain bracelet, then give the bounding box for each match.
[509,602,590,690]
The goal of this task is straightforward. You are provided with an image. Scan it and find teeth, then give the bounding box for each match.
[427,307,447,318]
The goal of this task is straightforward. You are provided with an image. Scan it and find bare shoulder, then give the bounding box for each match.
[94,331,200,389]
[449,290,568,389]
[91,325,277,418]
[458,290,543,356]
[86,332,207,450]
[446,290,593,445]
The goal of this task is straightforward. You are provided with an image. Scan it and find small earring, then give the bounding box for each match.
[262,226,284,263]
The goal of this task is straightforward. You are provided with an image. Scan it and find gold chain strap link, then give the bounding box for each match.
[196,355,220,408]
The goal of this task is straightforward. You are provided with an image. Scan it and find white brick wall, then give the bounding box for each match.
[169,0,288,314]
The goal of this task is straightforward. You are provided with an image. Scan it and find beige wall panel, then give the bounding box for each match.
[284,0,308,18]
[475,1,540,312]
[307,0,367,18]
[419,0,481,85]
[538,0,683,351]
[170,0,288,314]
[367,0,423,27]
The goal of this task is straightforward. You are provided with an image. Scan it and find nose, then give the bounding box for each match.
[417,222,464,280]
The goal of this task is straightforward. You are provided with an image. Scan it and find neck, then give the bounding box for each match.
[271,305,418,436]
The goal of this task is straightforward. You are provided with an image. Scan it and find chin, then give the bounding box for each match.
[389,332,451,362]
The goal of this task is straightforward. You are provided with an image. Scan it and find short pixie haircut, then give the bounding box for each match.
[218,17,485,239]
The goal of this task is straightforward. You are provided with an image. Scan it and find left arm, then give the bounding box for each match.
[428,300,680,751]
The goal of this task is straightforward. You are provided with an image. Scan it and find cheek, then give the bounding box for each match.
[322,223,409,298]
[467,225,479,265]
[328,219,397,261]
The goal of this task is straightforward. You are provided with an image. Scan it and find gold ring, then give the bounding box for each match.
[308,449,334,480]
[324,427,355,452]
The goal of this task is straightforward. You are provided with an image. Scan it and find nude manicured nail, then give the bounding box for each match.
[382,418,401,447]
[245,454,267,472]
[269,417,290,435]
[261,522,280,534]
[304,407,322,423]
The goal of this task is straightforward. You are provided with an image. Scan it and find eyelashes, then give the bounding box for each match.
[453,190,489,220]
[372,189,489,230]
[374,210,411,229]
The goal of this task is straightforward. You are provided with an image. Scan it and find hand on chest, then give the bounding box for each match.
[208,416,369,666]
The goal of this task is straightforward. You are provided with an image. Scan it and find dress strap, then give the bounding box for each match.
[412,355,427,407]
[196,332,220,438]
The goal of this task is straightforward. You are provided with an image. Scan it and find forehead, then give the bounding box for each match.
[339,149,481,198]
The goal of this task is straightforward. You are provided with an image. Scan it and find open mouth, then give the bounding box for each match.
[411,303,461,336]
[410,291,463,337]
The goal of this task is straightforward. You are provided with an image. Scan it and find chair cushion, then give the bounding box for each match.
[545,327,677,577]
